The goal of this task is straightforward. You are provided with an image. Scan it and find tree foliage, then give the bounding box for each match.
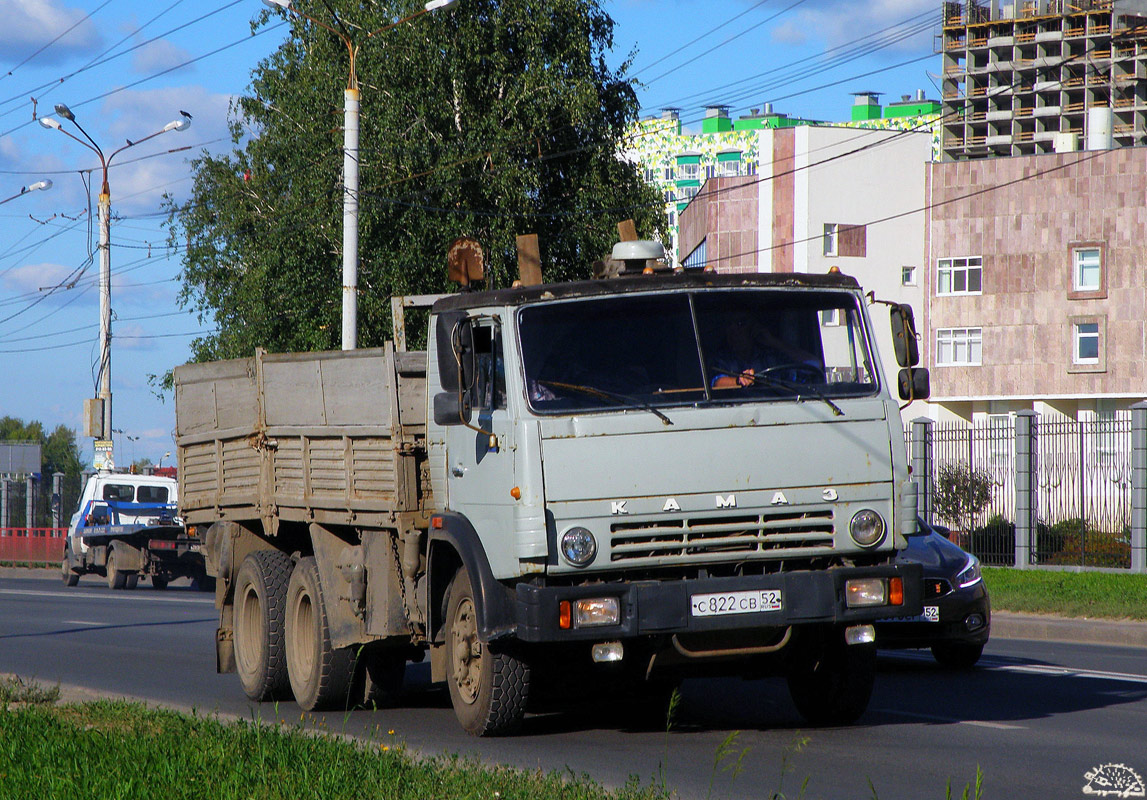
[932,462,993,534]
[168,0,663,361]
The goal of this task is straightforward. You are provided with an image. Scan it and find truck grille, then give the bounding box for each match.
[610,509,835,563]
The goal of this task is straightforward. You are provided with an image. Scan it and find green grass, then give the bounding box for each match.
[984,567,1147,620]
[0,700,665,800]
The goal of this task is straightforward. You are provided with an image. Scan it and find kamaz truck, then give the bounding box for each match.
[174,245,929,735]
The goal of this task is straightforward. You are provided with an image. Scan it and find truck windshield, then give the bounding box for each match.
[519,288,878,414]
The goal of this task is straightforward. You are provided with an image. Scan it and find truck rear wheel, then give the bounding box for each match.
[445,567,529,736]
[151,575,169,590]
[285,556,356,711]
[786,630,876,726]
[106,548,127,590]
[234,550,294,702]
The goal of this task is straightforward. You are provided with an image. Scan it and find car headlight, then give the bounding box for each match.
[849,509,886,547]
[955,554,982,588]
[560,527,597,567]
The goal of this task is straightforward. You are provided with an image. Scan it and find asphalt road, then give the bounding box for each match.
[2,572,1145,799]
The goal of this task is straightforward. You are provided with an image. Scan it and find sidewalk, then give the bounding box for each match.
[4,566,1146,649]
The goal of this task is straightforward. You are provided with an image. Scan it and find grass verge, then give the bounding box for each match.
[984,567,1147,620]
[0,699,665,800]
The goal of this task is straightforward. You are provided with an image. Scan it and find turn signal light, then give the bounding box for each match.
[558,600,572,630]
[889,577,904,606]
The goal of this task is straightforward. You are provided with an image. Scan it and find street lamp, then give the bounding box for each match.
[0,179,52,206]
[261,0,459,350]
[39,105,190,460]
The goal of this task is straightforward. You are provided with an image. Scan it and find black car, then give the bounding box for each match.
[876,518,991,668]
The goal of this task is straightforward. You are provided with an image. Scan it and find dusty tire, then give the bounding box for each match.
[445,567,529,736]
[233,550,294,702]
[61,556,79,587]
[106,549,127,590]
[151,575,169,590]
[125,573,139,590]
[931,642,984,670]
[786,632,876,726]
[285,557,356,711]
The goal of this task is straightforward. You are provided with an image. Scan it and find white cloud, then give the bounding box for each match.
[131,39,194,76]
[1,261,78,296]
[770,0,935,52]
[88,86,234,213]
[0,0,102,64]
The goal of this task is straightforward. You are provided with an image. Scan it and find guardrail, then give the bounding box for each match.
[0,528,66,564]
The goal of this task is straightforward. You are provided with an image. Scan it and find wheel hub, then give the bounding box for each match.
[451,597,482,704]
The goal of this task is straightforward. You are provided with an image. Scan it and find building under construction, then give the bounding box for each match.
[941,0,1147,160]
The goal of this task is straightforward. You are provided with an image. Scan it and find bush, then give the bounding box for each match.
[932,463,994,535]
[1044,524,1131,569]
[968,514,1015,567]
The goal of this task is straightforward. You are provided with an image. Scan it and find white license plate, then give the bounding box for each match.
[923,605,940,623]
[690,589,783,617]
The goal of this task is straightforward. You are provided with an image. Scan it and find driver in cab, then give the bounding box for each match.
[710,314,819,389]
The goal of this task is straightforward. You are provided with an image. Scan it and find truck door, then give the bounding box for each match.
[443,319,517,566]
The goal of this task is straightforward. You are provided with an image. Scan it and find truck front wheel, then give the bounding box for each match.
[285,556,356,711]
[233,550,294,702]
[444,567,529,736]
[786,630,876,726]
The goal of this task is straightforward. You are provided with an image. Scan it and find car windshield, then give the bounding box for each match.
[518,288,878,414]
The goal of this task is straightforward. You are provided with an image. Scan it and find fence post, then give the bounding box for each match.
[0,478,8,530]
[52,472,64,529]
[912,417,933,524]
[25,475,34,530]
[1014,410,1038,569]
[1132,402,1146,574]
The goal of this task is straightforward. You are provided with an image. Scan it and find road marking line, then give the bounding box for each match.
[881,709,1026,730]
[988,662,1147,686]
[62,620,103,626]
[0,588,213,605]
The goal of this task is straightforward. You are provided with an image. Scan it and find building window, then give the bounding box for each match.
[679,162,700,181]
[718,158,741,177]
[1068,315,1106,373]
[821,309,841,326]
[936,328,982,366]
[937,256,982,295]
[705,164,716,180]
[1069,243,1106,299]
[683,185,700,202]
[902,266,917,286]
[663,188,676,204]
[683,239,707,270]
[823,223,866,258]
[663,166,674,181]
[644,166,657,182]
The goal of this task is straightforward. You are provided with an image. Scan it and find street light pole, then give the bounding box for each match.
[261,0,459,350]
[39,106,190,460]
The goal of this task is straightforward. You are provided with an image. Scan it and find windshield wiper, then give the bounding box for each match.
[744,371,845,417]
[539,380,674,425]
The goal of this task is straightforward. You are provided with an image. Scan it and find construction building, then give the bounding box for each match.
[940,0,1147,161]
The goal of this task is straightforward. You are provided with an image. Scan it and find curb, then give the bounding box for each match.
[992,611,1147,649]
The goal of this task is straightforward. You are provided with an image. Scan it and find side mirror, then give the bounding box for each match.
[898,367,930,401]
[434,311,475,393]
[890,304,920,368]
[433,391,473,427]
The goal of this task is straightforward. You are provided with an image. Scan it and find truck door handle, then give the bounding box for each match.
[452,465,465,478]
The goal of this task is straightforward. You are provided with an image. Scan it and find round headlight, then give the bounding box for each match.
[849,509,886,547]
[560,527,597,567]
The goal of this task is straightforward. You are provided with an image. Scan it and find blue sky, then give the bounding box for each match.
[0,0,935,468]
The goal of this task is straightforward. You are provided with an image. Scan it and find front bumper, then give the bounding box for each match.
[512,563,924,643]
[874,582,991,649]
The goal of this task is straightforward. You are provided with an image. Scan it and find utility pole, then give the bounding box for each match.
[40,105,190,464]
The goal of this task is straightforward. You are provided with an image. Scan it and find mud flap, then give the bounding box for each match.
[216,626,236,673]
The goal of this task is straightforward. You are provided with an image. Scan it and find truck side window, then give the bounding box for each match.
[136,486,170,504]
[472,323,506,411]
[102,484,135,502]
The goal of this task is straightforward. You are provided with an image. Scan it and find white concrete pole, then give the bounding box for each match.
[99,190,113,440]
[342,88,360,351]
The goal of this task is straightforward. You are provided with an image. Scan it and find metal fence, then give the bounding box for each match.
[907,405,1146,572]
[0,527,66,564]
